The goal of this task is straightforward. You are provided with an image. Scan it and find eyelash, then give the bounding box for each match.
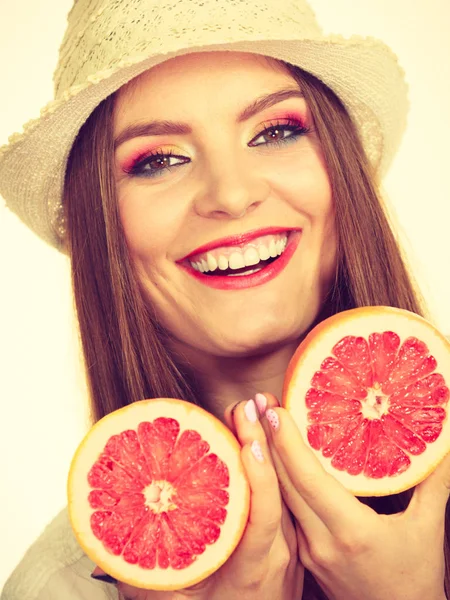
[124,118,310,179]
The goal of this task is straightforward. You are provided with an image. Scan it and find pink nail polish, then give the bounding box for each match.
[266,408,280,431]
[254,393,267,416]
[251,440,264,463]
[244,399,258,423]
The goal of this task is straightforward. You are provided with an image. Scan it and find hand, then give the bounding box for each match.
[264,403,450,600]
[92,395,303,600]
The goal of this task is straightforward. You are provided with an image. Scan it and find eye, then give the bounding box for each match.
[249,118,310,148]
[122,118,310,179]
[124,148,189,179]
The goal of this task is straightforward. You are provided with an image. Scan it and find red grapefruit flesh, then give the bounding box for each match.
[283,307,450,496]
[67,399,250,590]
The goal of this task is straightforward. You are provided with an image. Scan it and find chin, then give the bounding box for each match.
[213,315,312,358]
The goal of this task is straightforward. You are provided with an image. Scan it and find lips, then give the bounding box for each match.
[189,232,289,274]
[178,229,302,290]
[180,227,298,262]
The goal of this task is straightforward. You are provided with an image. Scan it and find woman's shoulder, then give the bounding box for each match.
[1,507,118,600]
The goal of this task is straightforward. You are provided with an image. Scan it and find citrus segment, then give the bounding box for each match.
[68,399,250,590]
[283,307,450,496]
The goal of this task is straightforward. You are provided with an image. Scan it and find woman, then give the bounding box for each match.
[1,0,449,599]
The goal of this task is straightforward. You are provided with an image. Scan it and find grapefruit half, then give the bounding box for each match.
[67,398,250,590]
[283,307,450,496]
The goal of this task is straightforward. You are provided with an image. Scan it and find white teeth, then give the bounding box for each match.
[258,245,270,261]
[229,252,246,270]
[218,255,229,271]
[207,254,218,272]
[189,234,289,273]
[244,247,260,267]
[269,239,278,258]
[227,266,263,277]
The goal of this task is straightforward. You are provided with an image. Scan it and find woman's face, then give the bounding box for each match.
[114,51,336,358]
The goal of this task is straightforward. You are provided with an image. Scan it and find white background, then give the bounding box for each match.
[0,0,449,592]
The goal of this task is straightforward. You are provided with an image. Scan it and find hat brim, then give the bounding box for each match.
[0,36,408,250]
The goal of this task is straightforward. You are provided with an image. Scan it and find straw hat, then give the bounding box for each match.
[0,0,408,251]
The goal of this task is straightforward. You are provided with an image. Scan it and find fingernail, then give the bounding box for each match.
[266,408,280,431]
[90,573,118,584]
[251,440,264,462]
[244,399,258,423]
[254,393,267,416]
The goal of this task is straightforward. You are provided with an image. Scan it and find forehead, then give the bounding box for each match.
[114,51,296,121]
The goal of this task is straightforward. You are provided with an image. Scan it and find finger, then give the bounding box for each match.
[293,521,314,569]
[231,439,283,567]
[231,398,271,447]
[224,399,287,567]
[224,399,284,566]
[408,449,450,526]
[255,399,332,546]
[264,407,373,537]
[266,430,332,545]
[250,392,280,446]
[256,396,331,541]
[223,399,246,435]
[223,392,280,434]
[255,392,280,416]
[231,398,279,491]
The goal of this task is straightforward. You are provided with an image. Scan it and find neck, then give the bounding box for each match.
[171,340,300,423]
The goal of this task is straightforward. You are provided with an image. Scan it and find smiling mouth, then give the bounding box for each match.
[179,230,302,289]
[201,255,280,276]
[186,232,289,276]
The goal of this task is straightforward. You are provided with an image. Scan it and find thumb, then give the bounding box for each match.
[409,450,450,522]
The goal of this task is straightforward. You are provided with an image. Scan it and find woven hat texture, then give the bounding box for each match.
[0,0,409,251]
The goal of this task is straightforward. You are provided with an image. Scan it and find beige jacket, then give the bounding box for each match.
[1,508,118,600]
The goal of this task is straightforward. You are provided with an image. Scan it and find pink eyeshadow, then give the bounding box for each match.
[119,110,308,173]
[120,146,160,173]
[263,110,309,127]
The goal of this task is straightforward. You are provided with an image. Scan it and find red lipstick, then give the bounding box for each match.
[178,230,301,291]
[181,227,297,261]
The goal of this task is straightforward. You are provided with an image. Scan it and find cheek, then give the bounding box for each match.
[285,154,336,270]
[294,165,332,215]
[268,147,333,216]
[118,186,178,259]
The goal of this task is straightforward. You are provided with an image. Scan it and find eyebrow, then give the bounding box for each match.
[114,88,304,149]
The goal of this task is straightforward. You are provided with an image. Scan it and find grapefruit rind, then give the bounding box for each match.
[67,398,250,590]
[283,307,450,497]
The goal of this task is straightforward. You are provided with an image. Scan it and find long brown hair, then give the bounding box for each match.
[64,61,447,598]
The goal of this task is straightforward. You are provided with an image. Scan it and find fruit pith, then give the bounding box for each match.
[87,419,230,569]
[68,399,250,590]
[283,307,450,496]
[306,333,449,478]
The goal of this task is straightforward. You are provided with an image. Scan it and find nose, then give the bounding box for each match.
[193,151,269,219]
